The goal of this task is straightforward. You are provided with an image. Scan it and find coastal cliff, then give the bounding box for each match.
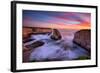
[73,29,91,52]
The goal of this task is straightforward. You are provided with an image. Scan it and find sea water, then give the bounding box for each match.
[29,29,89,61]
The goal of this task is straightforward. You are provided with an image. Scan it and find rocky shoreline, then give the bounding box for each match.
[23,28,91,62]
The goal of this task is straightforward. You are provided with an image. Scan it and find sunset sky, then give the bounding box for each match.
[23,10,91,29]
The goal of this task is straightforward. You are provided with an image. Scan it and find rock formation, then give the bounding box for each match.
[73,29,91,52]
[23,28,33,39]
[23,27,52,39]
[50,29,62,40]
[23,41,44,62]
[25,41,44,50]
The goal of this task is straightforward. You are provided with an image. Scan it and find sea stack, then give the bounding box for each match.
[50,29,62,40]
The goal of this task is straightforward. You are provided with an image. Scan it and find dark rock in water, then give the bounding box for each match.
[23,48,33,62]
[23,40,44,62]
[50,29,62,40]
[25,41,44,50]
[73,29,91,52]
[23,38,34,43]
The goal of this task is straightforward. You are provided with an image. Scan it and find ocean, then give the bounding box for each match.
[24,29,90,62]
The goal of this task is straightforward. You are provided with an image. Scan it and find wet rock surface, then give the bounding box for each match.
[25,41,44,49]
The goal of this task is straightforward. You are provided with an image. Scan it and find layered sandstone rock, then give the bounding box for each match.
[73,29,91,52]
[23,28,33,39]
[23,27,52,39]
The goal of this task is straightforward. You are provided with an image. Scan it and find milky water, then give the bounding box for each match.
[29,29,89,61]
